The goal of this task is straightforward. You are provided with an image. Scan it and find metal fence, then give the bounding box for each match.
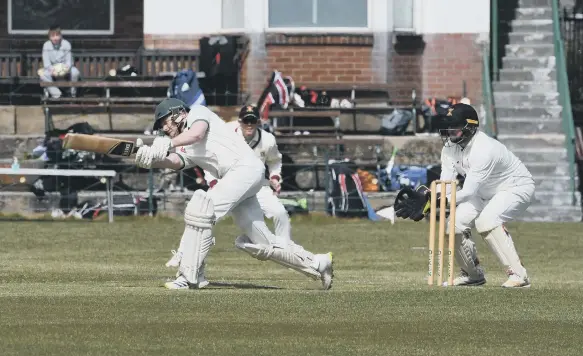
[561,6,583,126]
[0,145,442,220]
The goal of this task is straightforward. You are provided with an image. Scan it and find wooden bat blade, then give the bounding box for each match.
[63,133,138,156]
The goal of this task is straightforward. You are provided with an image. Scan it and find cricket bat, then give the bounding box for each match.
[62,133,139,156]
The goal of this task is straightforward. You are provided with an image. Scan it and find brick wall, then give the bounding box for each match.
[422,34,483,103]
[145,32,484,105]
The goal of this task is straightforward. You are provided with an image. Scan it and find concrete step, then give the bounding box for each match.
[519,0,551,6]
[519,205,581,222]
[511,19,553,33]
[522,162,571,176]
[497,133,566,150]
[501,56,555,70]
[508,32,554,45]
[533,175,579,193]
[498,68,556,82]
[524,162,569,176]
[496,117,563,135]
[495,105,562,119]
[533,191,581,206]
[493,91,559,107]
[511,147,567,163]
[515,7,552,21]
[493,80,557,93]
[505,44,554,58]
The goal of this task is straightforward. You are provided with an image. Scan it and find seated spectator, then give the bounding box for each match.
[38,25,80,98]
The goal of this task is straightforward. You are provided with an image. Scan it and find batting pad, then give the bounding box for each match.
[235,235,320,280]
[179,190,216,284]
[482,226,526,278]
[455,230,481,278]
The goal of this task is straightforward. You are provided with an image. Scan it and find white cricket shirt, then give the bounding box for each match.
[175,105,258,178]
[440,130,534,203]
[205,121,283,184]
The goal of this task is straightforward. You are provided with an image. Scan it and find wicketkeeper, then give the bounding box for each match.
[135,98,333,290]
[394,103,534,288]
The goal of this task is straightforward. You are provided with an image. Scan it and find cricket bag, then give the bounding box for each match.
[326,161,369,218]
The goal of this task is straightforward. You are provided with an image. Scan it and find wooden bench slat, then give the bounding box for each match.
[43,104,158,108]
[44,97,167,103]
[40,81,170,88]
[274,126,339,132]
[268,110,341,118]
[306,83,391,91]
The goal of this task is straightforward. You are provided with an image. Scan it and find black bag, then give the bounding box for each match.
[326,161,368,218]
[72,194,159,220]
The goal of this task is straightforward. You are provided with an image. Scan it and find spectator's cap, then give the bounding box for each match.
[443,103,479,129]
[238,105,259,123]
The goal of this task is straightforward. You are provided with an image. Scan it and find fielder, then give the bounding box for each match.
[135,98,333,290]
[394,103,534,288]
[206,105,292,241]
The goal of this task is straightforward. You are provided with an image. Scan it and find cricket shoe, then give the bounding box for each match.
[316,252,334,290]
[502,273,531,288]
[453,267,486,286]
[165,249,181,268]
[164,273,209,290]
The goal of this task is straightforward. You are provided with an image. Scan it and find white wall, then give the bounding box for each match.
[418,0,490,34]
[143,0,490,35]
[144,0,222,35]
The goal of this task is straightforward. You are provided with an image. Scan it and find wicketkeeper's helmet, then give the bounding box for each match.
[439,103,479,146]
[153,98,190,131]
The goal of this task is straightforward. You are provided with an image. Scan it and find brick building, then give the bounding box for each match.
[144,0,490,103]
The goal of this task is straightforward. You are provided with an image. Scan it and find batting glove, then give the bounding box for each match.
[269,175,281,195]
[151,136,173,162]
[135,145,154,168]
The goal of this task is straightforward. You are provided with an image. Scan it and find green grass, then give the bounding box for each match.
[1,216,583,355]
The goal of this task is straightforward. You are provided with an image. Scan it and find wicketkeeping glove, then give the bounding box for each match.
[394,186,430,222]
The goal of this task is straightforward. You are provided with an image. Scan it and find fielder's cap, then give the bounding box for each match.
[239,105,259,121]
[445,103,479,128]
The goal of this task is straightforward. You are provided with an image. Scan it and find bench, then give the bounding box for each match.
[268,106,416,136]
[40,80,171,133]
[303,83,393,105]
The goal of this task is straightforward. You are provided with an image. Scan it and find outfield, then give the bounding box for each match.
[1,216,583,355]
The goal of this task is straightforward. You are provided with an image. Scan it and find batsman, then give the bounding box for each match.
[394,103,534,288]
[135,98,334,290]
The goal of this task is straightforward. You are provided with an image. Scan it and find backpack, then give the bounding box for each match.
[380,109,414,136]
[326,161,368,218]
[168,69,206,108]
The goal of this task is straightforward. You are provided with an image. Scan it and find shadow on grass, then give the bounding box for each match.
[207,281,282,290]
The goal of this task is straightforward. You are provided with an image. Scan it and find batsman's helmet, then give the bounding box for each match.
[153,98,189,131]
[439,103,479,146]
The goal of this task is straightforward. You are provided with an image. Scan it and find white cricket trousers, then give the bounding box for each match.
[205,158,277,245]
[449,183,535,234]
[256,185,292,241]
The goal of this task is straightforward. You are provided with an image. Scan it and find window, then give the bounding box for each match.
[222,0,245,29]
[8,0,114,35]
[268,0,368,29]
[393,0,415,32]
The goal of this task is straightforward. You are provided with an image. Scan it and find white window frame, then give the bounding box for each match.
[8,0,115,35]
[219,0,247,34]
[264,0,373,34]
[392,0,421,34]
